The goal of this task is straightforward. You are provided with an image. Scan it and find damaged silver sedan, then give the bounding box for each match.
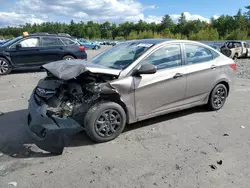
[27,39,236,154]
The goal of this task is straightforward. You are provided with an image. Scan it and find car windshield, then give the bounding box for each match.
[2,36,22,47]
[92,42,153,70]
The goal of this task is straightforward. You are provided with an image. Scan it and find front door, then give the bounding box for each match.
[134,44,187,119]
[184,44,221,103]
[8,37,42,66]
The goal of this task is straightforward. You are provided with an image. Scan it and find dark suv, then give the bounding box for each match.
[0,33,87,75]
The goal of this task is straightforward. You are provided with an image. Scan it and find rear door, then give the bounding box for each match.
[40,37,65,64]
[8,37,42,66]
[184,43,221,103]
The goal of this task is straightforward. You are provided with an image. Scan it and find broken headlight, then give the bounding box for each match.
[36,87,56,98]
[61,102,74,117]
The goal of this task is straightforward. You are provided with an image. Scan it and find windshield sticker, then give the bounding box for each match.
[137,43,153,47]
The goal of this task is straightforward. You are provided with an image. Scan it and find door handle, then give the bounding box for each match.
[210,65,217,70]
[173,73,183,79]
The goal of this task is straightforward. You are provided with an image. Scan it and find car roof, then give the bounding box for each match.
[26,33,74,39]
[226,41,242,43]
[126,38,172,44]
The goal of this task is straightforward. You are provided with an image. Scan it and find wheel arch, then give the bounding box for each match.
[0,55,12,65]
[62,53,76,59]
[212,79,230,96]
[99,93,129,124]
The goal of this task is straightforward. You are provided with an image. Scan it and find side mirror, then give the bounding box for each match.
[16,44,22,49]
[134,63,157,76]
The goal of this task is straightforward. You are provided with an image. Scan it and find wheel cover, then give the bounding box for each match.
[65,57,73,60]
[95,109,122,138]
[0,60,9,74]
[213,87,226,108]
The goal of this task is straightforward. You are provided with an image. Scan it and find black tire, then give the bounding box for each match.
[207,84,228,111]
[62,55,75,60]
[233,53,238,60]
[94,45,99,50]
[0,57,12,75]
[84,101,126,143]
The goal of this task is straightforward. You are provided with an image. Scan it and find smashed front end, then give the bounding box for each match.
[27,61,120,154]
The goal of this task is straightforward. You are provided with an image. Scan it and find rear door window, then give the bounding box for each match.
[185,44,213,64]
[42,37,64,47]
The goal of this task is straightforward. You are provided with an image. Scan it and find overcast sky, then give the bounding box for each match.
[0,0,249,27]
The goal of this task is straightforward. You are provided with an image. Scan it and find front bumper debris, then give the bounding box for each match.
[26,91,84,154]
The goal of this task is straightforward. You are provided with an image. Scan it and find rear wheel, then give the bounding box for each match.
[0,57,12,75]
[94,45,99,50]
[84,102,126,143]
[62,55,75,60]
[233,53,238,60]
[207,84,228,111]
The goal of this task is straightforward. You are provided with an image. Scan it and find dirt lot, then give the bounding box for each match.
[1,47,250,188]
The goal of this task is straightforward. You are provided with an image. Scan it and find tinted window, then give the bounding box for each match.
[61,38,76,45]
[19,38,39,48]
[185,44,213,64]
[141,44,182,70]
[42,37,63,46]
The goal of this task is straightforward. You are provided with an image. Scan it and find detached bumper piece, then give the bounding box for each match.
[27,92,84,154]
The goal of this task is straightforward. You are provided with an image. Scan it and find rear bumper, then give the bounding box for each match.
[76,52,87,60]
[26,91,84,154]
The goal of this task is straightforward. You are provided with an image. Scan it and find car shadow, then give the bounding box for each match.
[11,67,45,75]
[0,106,206,158]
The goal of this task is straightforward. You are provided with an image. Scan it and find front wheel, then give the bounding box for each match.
[0,57,12,75]
[84,102,126,143]
[207,84,228,111]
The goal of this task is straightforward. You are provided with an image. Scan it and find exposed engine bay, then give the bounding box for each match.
[35,70,119,126]
[27,60,127,154]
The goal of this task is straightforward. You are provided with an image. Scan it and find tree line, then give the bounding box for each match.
[0,5,250,41]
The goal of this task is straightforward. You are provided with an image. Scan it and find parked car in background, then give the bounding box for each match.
[220,41,250,59]
[207,44,220,51]
[78,39,101,50]
[0,39,10,45]
[0,32,87,75]
[27,39,236,154]
[110,41,119,46]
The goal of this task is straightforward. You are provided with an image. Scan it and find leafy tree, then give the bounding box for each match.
[0,5,249,40]
[160,14,175,32]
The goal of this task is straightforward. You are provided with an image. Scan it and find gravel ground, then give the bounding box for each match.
[236,58,250,79]
[0,49,250,188]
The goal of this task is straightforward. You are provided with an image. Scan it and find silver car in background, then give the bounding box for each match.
[27,39,236,154]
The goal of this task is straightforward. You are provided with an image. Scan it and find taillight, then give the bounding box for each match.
[79,46,85,52]
[230,63,237,71]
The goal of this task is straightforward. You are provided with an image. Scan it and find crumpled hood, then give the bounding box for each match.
[42,59,121,80]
